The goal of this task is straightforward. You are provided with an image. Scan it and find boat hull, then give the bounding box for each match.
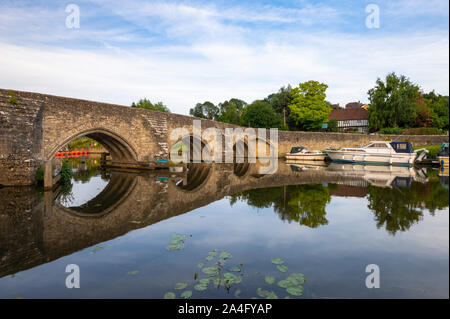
[285,154,327,161]
[325,151,416,166]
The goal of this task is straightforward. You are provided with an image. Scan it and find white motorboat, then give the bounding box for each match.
[325,141,425,166]
[285,147,326,161]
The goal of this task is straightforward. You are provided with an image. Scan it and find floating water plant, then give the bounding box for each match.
[165,234,189,251]
[127,270,139,275]
[164,292,176,299]
[174,283,188,290]
[180,290,192,299]
[271,258,284,265]
[265,276,275,284]
[277,265,289,273]
[90,246,103,254]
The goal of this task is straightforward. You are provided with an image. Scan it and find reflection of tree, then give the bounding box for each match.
[230,184,330,228]
[367,170,449,235]
[276,185,330,228]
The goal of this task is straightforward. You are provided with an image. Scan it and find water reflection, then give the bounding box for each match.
[0,159,448,298]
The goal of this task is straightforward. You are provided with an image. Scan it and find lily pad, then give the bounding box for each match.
[174,283,188,290]
[219,252,233,260]
[277,265,289,273]
[289,273,306,284]
[234,289,241,298]
[229,266,241,273]
[164,292,176,299]
[127,270,139,275]
[90,246,103,254]
[197,263,204,268]
[199,278,210,285]
[180,290,192,299]
[202,266,219,275]
[265,276,275,284]
[277,280,291,288]
[266,291,278,299]
[205,255,214,261]
[256,288,270,298]
[286,286,303,296]
[194,283,208,291]
[271,258,284,265]
[166,244,182,251]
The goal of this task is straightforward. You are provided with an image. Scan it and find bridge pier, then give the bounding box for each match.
[43,161,53,191]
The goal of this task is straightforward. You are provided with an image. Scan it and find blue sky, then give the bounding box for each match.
[0,0,448,114]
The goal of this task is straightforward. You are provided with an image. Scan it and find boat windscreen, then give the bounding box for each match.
[390,142,414,153]
[290,147,305,154]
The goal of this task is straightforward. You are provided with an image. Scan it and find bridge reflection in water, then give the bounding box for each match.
[0,160,448,279]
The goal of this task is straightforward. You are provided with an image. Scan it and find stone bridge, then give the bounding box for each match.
[1,88,448,187]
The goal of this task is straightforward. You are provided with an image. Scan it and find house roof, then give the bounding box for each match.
[345,102,363,109]
[329,108,369,121]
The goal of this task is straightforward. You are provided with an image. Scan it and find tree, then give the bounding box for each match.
[217,99,246,125]
[288,80,330,131]
[423,91,449,130]
[189,101,219,120]
[328,119,338,132]
[131,98,170,112]
[240,100,284,129]
[264,85,295,129]
[367,72,419,130]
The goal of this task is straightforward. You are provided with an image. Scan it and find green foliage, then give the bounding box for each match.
[413,144,441,159]
[68,137,103,150]
[217,99,246,125]
[327,119,338,132]
[288,80,331,131]
[131,98,170,112]
[7,90,18,105]
[35,166,44,184]
[240,100,284,129]
[60,161,73,184]
[367,72,419,130]
[264,85,296,130]
[189,101,219,120]
[423,91,449,130]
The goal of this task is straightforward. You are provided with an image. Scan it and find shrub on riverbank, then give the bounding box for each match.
[413,144,441,159]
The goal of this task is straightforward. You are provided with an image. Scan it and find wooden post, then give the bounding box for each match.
[101,152,107,167]
[43,160,53,190]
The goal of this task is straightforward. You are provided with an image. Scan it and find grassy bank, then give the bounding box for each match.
[413,144,442,159]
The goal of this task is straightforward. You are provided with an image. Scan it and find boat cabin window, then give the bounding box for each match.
[368,143,388,148]
[390,142,413,153]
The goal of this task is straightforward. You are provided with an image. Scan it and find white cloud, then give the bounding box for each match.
[0,1,448,113]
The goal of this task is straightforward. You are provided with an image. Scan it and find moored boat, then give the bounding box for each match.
[285,147,326,161]
[325,141,420,166]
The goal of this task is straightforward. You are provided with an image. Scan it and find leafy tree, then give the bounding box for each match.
[328,119,338,132]
[288,80,331,131]
[423,91,449,130]
[264,85,294,129]
[240,100,284,129]
[218,99,245,125]
[131,98,170,113]
[189,101,219,120]
[367,72,419,130]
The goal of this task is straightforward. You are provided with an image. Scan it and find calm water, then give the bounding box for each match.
[0,159,448,299]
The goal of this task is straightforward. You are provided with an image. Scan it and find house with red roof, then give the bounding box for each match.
[329,105,369,133]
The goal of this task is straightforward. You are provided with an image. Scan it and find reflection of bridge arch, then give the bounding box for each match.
[174,163,212,191]
[55,173,137,218]
[48,128,138,162]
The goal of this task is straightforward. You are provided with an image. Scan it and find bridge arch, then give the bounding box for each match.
[47,128,138,162]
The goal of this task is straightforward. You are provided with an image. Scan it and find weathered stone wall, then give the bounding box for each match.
[0,90,44,186]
